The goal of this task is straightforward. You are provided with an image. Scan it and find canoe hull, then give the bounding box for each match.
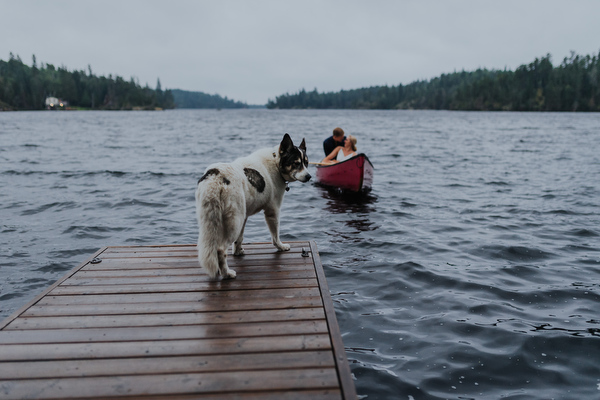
[315,153,374,192]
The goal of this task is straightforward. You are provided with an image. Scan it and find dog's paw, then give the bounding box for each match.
[277,243,291,252]
[233,248,245,256]
[223,269,237,279]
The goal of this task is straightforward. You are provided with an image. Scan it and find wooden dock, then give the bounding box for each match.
[0,241,356,399]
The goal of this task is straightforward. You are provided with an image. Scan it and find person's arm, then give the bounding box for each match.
[322,146,342,163]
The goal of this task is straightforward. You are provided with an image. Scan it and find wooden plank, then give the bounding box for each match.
[1,351,335,379]
[96,251,310,262]
[60,269,316,285]
[91,255,314,264]
[36,287,323,305]
[49,280,319,296]
[24,296,323,316]
[1,334,332,361]
[48,278,319,295]
[0,320,329,344]
[81,258,314,270]
[100,242,309,255]
[0,368,340,399]
[6,307,325,330]
[100,247,309,257]
[72,264,312,277]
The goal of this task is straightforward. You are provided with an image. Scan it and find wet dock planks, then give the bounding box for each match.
[0,241,356,399]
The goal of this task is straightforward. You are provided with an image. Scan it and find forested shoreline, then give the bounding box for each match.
[267,51,600,111]
[0,53,174,110]
[3,51,599,112]
[171,89,248,109]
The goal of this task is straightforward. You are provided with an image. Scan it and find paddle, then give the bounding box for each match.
[309,162,331,166]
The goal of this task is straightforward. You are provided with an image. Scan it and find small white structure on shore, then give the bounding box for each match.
[45,97,67,109]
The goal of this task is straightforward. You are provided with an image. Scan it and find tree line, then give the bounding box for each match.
[267,51,600,112]
[0,53,174,110]
[171,89,248,109]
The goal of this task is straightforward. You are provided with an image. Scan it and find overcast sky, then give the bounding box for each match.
[2,0,599,105]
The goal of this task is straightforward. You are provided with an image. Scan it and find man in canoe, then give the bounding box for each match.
[323,127,346,157]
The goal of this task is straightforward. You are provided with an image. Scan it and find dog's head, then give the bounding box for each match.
[278,133,311,183]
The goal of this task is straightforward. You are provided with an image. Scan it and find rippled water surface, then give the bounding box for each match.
[1,109,600,399]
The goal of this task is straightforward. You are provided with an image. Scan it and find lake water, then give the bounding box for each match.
[1,109,599,399]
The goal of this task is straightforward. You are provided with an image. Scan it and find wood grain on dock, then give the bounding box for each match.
[0,241,356,399]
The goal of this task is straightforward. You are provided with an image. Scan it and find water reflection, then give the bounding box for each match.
[317,185,378,233]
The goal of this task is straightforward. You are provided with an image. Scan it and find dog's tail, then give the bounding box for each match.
[198,240,220,279]
[195,175,227,278]
[196,193,223,279]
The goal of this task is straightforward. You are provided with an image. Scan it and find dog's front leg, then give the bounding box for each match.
[264,209,290,251]
[233,218,247,256]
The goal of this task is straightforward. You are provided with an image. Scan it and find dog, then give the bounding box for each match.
[195,133,311,279]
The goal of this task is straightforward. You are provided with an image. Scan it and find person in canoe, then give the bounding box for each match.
[321,135,358,164]
[323,127,346,157]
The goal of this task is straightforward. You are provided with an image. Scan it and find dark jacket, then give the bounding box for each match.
[323,136,345,156]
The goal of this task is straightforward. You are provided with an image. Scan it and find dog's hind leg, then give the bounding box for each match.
[217,248,236,279]
[264,208,291,252]
[233,218,247,256]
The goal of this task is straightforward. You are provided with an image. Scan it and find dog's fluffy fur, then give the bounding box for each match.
[195,134,311,279]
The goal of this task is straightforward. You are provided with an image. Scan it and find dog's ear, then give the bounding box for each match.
[279,133,293,155]
[299,138,306,152]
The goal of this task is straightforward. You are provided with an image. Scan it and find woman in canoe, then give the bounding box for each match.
[321,135,358,164]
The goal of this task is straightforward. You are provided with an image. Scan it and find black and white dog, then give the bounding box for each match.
[195,134,311,279]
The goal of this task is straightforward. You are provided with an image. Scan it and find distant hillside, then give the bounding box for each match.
[267,51,600,112]
[0,53,174,110]
[171,89,249,109]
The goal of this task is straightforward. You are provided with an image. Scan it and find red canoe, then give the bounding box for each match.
[315,153,374,192]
